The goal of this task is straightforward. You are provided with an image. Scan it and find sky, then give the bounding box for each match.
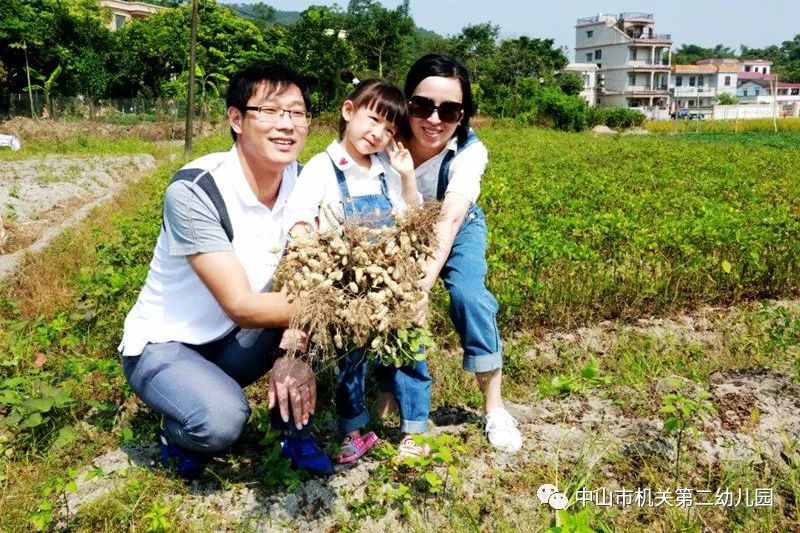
[256,0,798,60]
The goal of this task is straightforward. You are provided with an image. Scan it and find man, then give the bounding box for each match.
[118,62,331,479]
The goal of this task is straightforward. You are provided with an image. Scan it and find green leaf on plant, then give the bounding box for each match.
[722,260,732,273]
[52,426,76,448]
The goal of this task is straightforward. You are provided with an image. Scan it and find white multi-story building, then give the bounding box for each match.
[563,63,599,107]
[575,12,672,109]
[100,0,165,31]
[671,64,738,110]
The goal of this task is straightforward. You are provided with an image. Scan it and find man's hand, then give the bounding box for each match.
[268,356,316,429]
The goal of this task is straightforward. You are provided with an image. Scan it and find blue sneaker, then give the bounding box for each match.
[159,429,209,480]
[280,435,334,476]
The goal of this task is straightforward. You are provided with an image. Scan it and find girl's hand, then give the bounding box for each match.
[387,141,414,180]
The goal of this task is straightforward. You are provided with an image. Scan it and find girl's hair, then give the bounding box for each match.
[404,54,474,144]
[338,78,409,139]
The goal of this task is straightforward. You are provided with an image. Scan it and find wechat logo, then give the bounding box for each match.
[537,484,568,510]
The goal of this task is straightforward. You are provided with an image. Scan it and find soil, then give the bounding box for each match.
[60,300,800,530]
[0,154,156,278]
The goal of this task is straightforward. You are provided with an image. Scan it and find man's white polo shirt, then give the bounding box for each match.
[119,145,298,356]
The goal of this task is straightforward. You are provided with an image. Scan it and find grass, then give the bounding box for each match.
[480,127,800,331]
[1,126,799,531]
[645,116,800,134]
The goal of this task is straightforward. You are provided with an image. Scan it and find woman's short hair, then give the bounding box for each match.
[404,54,474,144]
[226,61,311,142]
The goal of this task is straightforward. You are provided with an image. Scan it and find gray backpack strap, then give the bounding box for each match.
[436,129,480,201]
[165,168,234,242]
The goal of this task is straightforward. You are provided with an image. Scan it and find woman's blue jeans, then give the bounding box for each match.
[442,204,503,373]
[121,327,306,453]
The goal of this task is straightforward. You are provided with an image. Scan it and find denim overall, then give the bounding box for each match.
[437,131,502,373]
[332,157,431,435]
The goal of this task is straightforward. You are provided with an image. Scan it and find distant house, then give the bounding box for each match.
[563,63,599,107]
[575,12,672,109]
[101,0,165,31]
[671,63,738,110]
[737,79,800,115]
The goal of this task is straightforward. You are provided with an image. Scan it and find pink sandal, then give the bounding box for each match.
[335,431,379,464]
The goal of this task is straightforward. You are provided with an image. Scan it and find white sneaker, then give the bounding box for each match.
[484,407,523,452]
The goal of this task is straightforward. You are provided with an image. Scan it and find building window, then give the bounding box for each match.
[755,89,760,96]
[745,65,752,72]
[688,100,694,106]
[595,49,602,60]
[629,74,636,86]
[689,76,696,87]
[743,89,748,96]
[724,76,731,86]
[114,14,126,29]
[586,53,593,62]
[629,48,637,60]
[698,76,704,87]
[586,30,593,38]
[676,76,682,87]
[792,88,800,95]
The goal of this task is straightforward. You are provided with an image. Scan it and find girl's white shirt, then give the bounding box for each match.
[412,134,488,204]
[284,140,419,234]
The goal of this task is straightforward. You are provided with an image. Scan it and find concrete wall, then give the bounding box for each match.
[712,104,777,119]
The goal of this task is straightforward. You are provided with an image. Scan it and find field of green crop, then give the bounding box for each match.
[1,125,799,531]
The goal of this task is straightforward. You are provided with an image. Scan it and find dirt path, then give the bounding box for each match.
[0,154,156,279]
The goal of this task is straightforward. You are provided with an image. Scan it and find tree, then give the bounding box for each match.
[717,93,738,105]
[251,2,277,30]
[671,44,715,65]
[345,0,414,79]
[557,72,583,96]
[284,5,359,111]
[449,23,499,80]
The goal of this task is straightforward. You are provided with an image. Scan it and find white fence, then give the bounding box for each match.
[712,104,800,120]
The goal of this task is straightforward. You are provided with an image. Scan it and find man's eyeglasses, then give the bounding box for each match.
[408,95,464,124]
[243,105,311,126]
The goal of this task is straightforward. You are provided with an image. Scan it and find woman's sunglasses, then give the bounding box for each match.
[408,95,464,124]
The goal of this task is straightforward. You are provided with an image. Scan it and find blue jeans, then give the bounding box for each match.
[336,346,431,434]
[331,157,431,435]
[441,204,503,372]
[122,327,305,453]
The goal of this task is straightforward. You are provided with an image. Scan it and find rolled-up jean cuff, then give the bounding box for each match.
[338,409,370,433]
[400,418,429,434]
[463,351,503,373]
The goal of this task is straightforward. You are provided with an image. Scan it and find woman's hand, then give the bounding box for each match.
[268,356,316,429]
[413,289,429,327]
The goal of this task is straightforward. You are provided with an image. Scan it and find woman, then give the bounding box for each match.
[380,54,522,452]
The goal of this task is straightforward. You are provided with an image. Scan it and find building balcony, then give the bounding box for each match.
[672,87,718,97]
[627,60,671,69]
[631,33,672,42]
[626,85,669,95]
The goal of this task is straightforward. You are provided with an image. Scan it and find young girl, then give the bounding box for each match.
[283,79,432,463]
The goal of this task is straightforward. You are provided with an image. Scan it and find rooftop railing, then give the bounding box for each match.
[620,12,654,21]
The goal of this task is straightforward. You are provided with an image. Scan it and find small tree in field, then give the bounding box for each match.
[717,93,738,105]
